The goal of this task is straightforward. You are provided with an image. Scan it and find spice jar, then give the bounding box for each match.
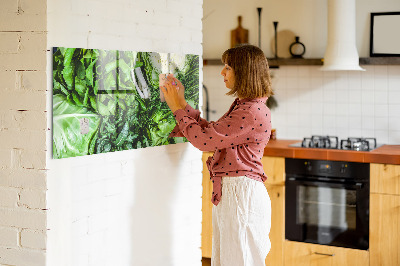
[270,129,277,140]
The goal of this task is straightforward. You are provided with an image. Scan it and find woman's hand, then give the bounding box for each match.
[161,75,187,113]
[172,76,187,108]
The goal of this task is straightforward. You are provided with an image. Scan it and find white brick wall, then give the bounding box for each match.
[2,0,203,264]
[46,1,203,266]
[0,0,202,266]
[0,0,48,265]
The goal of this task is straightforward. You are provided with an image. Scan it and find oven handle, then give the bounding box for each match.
[314,252,335,257]
[286,177,364,189]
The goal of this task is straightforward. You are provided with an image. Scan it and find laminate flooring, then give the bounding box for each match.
[202,257,211,266]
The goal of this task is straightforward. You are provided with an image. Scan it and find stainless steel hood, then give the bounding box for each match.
[320,0,365,71]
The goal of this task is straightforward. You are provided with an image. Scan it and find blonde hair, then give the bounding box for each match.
[221,44,273,99]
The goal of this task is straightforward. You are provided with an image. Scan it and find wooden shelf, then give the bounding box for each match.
[203,57,400,67]
[359,57,400,65]
[203,58,323,67]
[268,58,322,67]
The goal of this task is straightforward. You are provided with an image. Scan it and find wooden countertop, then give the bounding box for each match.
[263,139,400,165]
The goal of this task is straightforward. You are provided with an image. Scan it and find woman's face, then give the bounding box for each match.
[220,64,235,89]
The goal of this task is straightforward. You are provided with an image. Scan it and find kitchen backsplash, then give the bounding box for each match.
[203,65,400,144]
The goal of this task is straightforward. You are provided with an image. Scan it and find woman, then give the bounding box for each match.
[161,44,273,266]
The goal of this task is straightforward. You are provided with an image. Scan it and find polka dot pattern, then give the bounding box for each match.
[170,97,272,206]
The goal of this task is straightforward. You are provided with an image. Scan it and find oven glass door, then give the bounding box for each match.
[298,185,356,239]
[286,179,369,250]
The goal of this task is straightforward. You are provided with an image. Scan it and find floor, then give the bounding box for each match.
[202,257,211,266]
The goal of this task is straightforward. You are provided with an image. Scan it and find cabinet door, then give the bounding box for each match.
[370,163,400,195]
[284,241,369,266]
[202,152,213,258]
[370,193,400,266]
[262,156,285,185]
[265,184,285,266]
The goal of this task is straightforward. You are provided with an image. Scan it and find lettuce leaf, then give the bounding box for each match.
[53,94,100,159]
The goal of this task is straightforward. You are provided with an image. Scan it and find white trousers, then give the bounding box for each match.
[212,176,271,266]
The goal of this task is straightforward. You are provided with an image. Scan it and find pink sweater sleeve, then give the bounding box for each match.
[169,104,210,137]
[172,106,256,152]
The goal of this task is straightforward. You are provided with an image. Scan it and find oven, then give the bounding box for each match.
[285,158,370,250]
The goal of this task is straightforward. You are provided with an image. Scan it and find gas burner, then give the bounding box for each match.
[340,137,377,151]
[290,136,380,151]
[301,135,339,149]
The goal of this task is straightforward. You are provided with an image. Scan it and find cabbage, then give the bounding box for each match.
[52,94,100,159]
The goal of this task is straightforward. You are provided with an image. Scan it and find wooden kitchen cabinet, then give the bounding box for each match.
[261,156,285,186]
[370,193,400,266]
[201,154,286,265]
[264,184,285,266]
[202,152,213,258]
[370,163,400,195]
[262,156,285,266]
[370,163,400,266]
[284,241,369,266]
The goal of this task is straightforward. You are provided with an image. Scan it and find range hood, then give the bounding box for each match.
[320,0,365,71]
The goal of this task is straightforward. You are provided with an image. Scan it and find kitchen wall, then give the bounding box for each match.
[203,0,400,144]
[46,0,203,266]
[203,0,400,58]
[204,65,400,144]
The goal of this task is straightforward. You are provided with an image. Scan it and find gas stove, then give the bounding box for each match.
[289,135,381,151]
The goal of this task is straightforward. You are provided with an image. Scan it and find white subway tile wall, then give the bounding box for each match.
[203,65,400,144]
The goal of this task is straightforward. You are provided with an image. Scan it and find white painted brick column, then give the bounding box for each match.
[0,0,48,265]
[46,0,204,265]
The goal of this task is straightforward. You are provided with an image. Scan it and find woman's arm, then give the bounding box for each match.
[162,76,210,137]
[172,106,257,152]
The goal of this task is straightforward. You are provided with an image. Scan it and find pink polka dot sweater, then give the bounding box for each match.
[170,97,272,206]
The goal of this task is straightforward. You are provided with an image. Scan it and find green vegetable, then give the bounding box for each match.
[52,47,199,159]
[53,94,100,159]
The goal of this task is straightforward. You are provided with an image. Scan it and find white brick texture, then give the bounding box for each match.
[0,90,47,111]
[21,229,46,250]
[46,0,203,265]
[0,208,46,230]
[0,247,46,266]
[0,149,12,169]
[0,187,19,208]
[0,71,16,92]
[0,0,47,264]
[0,110,47,131]
[19,189,47,209]
[0,227,19,247]
[0,34,47,71]
[0,169,47,189]
[0,0,46,32]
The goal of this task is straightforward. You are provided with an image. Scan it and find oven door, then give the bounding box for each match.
[285,177,369,250]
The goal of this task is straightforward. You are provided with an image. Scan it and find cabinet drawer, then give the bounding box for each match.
[284,241,369,266]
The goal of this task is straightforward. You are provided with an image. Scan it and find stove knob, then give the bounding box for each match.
[340,164,347,174]
[305,162,312,171]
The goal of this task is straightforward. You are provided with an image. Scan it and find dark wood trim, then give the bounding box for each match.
[204,57,400,67]
[267,58,323,67]
[203,58,323,67]
[359,57,400,65]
